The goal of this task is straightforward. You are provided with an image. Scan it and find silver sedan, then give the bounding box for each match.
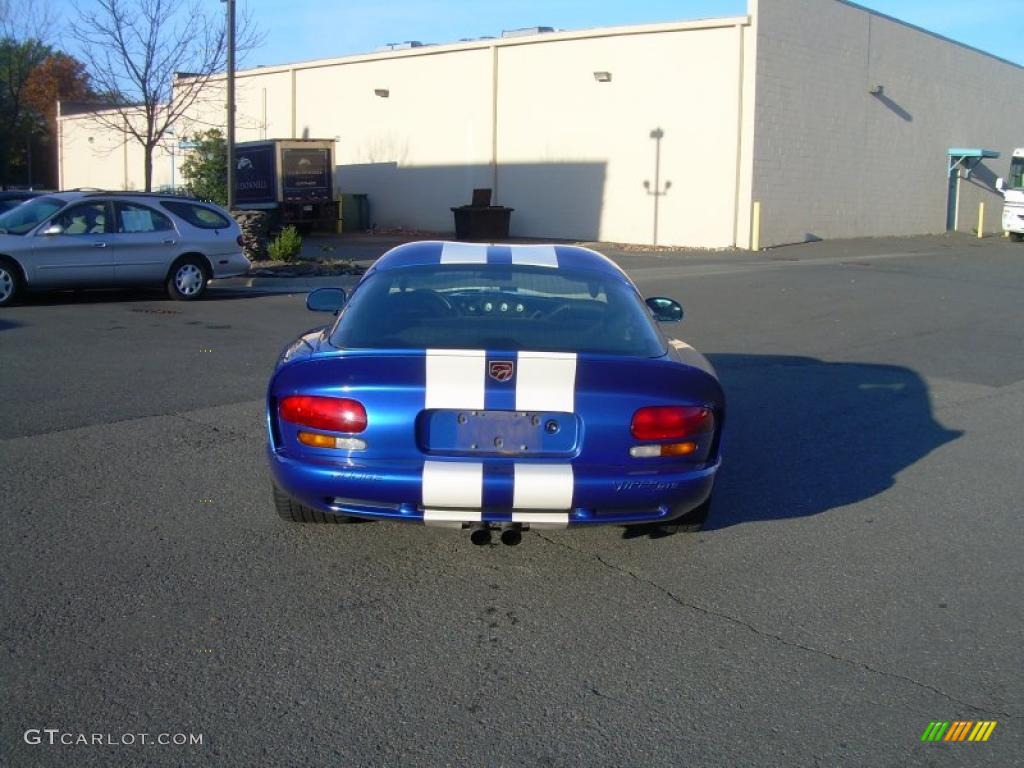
[0,192,251,306]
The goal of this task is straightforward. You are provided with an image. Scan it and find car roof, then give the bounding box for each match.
[35,191,89,203]
[369,240,631,283]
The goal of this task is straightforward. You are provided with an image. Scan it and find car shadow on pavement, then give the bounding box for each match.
[699,353,961,531]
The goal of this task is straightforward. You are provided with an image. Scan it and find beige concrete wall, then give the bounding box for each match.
[495,25,750,246]
[295,49,496,233]
[751,0,1024,247]
[58,107,175,191]
[58,18,752,247]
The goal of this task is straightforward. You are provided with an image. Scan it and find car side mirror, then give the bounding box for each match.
[996,177,1005,193]
[646,296,684,322]
[40,224,64,236]
[306,287,347,313]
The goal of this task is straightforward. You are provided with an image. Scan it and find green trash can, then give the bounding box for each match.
[339,193,370,231]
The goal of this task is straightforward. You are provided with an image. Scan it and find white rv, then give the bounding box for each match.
[997,149,1024,241]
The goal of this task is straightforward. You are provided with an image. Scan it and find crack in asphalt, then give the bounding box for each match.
[533,531,1017,719]
[177,413,255,442]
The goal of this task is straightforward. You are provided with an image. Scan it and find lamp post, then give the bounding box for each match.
[643,128,671,246]
[165,129,175,190]
[223,0,236,209]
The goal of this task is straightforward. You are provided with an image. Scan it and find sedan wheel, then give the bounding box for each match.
[167,258,208,301]
[0,262,20,307]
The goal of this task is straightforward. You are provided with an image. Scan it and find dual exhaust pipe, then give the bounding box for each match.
[469,523,522,547]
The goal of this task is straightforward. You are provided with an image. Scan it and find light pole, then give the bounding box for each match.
[223,0,236,209]
[643,127,671,246]
[165,129,176,190]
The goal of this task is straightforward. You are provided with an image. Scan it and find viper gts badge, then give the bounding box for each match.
[489,361,514,382]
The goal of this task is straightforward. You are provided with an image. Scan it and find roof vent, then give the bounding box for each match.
[378,41,424,51]
[501,26,555,38]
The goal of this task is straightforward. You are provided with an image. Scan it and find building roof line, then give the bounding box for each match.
[837,0,1022,71]
[187,15,751,82]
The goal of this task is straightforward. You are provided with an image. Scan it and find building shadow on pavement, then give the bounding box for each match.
[17,287,280,307]
[701,353,961,531]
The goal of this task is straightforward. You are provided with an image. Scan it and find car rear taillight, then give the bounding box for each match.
[630,406,713,441]
[279,396,367,433]
[236,235,245,247]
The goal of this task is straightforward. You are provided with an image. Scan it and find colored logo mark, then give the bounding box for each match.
[921,721,997,742]
[489,361,514,382]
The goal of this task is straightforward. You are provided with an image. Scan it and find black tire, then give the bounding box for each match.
[272,483,356,524]
[655,495,712,534]
[0,258,22,307]
[1011,232,1024,243]
[166,256,209,301]
[634,495,716,536]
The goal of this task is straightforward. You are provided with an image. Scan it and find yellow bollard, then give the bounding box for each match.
[751,201,761,251]
[978,202,984,239]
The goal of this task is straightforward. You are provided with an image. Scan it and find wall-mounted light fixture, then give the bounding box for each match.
[374,88,390,98]
[869,84,884,95]
[593,71,612,83]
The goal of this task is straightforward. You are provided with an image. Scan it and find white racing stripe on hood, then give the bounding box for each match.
[513,464,574,510]
[440,241,489,264]
[510,245,558,268]
[422,461,483,508]
[426,349,486,409]
[515,352,577,412]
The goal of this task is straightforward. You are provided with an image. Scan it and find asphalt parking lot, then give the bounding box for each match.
[1,234,1022,766]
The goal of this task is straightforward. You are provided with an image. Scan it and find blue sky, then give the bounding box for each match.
[52,1,1022,68]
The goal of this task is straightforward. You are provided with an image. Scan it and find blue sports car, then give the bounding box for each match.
[267,241,724,544]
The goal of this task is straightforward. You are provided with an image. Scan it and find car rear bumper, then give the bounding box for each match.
[268,449,719,527]
[210,252,251,279]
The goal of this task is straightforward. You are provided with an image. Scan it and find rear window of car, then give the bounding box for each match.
[331,265,666,357]
[160,201,232,229]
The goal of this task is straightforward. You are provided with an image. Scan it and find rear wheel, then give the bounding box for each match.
[1011,232,1024,243]
[272,483,356,524]
[166,256,209,301]
[0,259,22,307]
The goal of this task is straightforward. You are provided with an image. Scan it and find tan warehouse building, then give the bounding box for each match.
[57,0,1024,249]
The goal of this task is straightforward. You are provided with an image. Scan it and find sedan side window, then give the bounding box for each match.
[115,202,175,233]
[159,201,232,229]
[53,203,108,235]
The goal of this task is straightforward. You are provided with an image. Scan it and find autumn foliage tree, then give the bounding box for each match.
[0,2,94,188]
[24,53,93,137]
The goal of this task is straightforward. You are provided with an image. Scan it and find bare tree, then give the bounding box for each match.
[68,0,260,191]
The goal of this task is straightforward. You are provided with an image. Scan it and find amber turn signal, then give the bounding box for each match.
[298,431,337,448]
[629,441,697,458]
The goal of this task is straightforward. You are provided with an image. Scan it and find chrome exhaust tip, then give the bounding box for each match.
[500,525,522,546]
[469,526,492,546]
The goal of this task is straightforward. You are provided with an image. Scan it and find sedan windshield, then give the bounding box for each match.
[0,196,66,235]
[332,265,666,357]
